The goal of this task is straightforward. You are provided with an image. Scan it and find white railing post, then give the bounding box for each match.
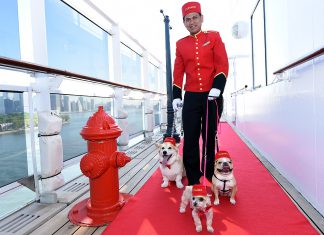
[114,88,129,150]
[144,94,154,141]
[112,24,129,150]
[31,73,64,203]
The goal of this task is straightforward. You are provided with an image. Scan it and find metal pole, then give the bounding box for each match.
[160,10,180,143]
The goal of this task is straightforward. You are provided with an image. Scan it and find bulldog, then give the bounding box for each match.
[179,185,214,233]
[156,137,184,188]
[211,151,237,205]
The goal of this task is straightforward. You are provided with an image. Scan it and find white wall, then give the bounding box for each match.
[225,0,324,216]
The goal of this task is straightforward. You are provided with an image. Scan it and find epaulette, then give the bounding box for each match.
[204,30,219,34]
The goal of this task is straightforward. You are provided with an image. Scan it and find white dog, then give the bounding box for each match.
[156,137,184,188]
[179,185,214,233]
[212,151,237,205]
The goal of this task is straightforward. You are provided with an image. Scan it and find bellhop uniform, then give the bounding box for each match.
[173,29,229,185]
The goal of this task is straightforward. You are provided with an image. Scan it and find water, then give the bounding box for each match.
[0,131,28,187]
[0,110,145,187]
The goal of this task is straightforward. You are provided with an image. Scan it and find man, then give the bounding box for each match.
[172,1,229,185]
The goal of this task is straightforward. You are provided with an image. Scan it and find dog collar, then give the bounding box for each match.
[159,162,171,169]
[196,205,213,217]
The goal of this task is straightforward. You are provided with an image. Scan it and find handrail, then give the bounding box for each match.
[231,85,248,97]
[0,56,165,95]
[273,48,324,74]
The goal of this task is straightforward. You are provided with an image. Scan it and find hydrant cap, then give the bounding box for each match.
[80,106,122,140]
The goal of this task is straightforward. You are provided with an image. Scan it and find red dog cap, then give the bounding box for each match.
[164,137,176,146]
[192,185,207,197]
[182,2,201,18]
[215,151,231,160]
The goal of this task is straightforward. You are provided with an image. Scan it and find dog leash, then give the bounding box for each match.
[171,109,177,138]
[201,97,220,186]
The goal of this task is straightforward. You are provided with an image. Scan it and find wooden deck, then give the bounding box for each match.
[0,133,163,235]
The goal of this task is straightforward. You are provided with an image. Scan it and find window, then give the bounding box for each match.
[121,43,142,88]
[0,0,20,60]
[251,0,267,88]
[153,100,161,127]
[123,99,144,137]
[45,0,109,80]
[148,62,159,91]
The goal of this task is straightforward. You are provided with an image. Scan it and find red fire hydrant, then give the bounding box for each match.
[68,106,131,226]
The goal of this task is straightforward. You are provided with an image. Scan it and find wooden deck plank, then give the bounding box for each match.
[119,150,158,189]
[72,226,98,235]
[29,192,90,235]
[129,158,160,195]
[91,226,107,235]
[0,203,66,235]
[118,143,159,176]
[52,221,81,235]
[120,153,159,195]
[2,136,162,235]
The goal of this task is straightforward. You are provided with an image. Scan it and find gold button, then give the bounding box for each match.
[199,83,202,86]
[196,52,199,54]
[199,78,202,80]
[196,47,198,49]
[196,43,198,45]
[197,63,200,65]
[196,57,199,60]
[200,88,203,90]
[198,68,200,71]
[198,73,201,76]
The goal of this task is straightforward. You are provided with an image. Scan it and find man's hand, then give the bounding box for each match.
[172,98,182,111]
[208,88,221,100]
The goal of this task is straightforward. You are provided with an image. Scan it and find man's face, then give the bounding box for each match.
[183,12,203,35]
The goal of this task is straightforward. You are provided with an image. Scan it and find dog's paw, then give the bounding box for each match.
[207,226,214,233]
[195,225,202,232]
[179,207,186,213]
[230,198,236,205]
[176,181,184,189]
[161,181,168,188]
[213,199,220,205]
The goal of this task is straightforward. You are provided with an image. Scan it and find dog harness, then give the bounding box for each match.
[214,174,232,194]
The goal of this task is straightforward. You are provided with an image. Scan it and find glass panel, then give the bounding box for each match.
[0,92,27,187]
[251,0,267,87]
[153,100,160,127]
[0,0,20,59]
[123,99,143,137]
[148,63,159,91]
[45,0,109,80]
[121,44,142,88]
[50,94,113,161]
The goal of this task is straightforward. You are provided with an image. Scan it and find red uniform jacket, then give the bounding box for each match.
[173,30,229,99]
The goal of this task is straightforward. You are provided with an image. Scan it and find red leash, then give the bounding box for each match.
[201,98,220,186]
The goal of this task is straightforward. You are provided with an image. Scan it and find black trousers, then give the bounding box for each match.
[182,92,223,185]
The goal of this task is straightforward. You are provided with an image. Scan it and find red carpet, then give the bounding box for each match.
[102,123,319,235]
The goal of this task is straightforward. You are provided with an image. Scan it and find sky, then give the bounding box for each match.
[90,0,251,62]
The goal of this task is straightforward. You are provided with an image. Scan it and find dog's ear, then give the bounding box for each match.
[155,143,161,149]
[173,144,179,151]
